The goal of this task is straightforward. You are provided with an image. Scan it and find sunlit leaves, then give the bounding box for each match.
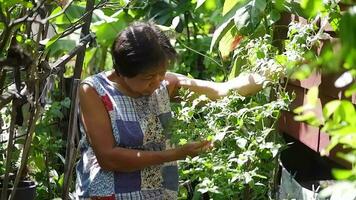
[294,87,322,127]
[210,17,235,51]
[0,0,33,8]
[234,0,266,35]
[46,39,76,57]
[50,4,86,25]
[291,64,314,80]
[300,0,323,17]
[222,0,241,16]
[218,26,238,59]
[323,100,342,120]
[196,0,207,9]
[340,6,356,69]
[345,83,356,97]
[91,16,129,47]
[172,89,290,198]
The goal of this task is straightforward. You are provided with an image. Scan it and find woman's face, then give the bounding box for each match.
[122,64,167,96]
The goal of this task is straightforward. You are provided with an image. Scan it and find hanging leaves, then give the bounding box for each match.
[233,0,266,36]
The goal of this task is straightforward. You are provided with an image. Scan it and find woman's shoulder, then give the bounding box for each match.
[81,72,107,85]
[80,72,112,97]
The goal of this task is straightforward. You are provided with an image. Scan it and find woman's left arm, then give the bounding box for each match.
[165,72,267,100]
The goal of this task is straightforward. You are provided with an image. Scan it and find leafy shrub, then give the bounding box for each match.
[171,88,292,199]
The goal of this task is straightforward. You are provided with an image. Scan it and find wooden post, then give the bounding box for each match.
[62,79,80,200]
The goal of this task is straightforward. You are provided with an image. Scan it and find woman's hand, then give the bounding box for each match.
[176,140,212,159]
[224,73,266,96]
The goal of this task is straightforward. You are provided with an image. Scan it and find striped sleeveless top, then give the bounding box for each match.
[75,72,178,200]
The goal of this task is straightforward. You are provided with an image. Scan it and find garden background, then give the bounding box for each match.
[0,0,355,199]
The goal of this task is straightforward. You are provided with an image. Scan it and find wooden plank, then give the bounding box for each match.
[287,72,321,89]
[278,111,325,152]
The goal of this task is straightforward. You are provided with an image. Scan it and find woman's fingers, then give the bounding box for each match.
[182,140,212,158]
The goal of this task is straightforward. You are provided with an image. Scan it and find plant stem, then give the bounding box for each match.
[0,101,17,200]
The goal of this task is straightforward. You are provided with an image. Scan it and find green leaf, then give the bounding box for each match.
[323,100,341,120]
[332,168,353,179]
[210,17,235,52]
[273,0,285,11]
[294,111,321,127]
[2,0,33,8]
[267,9,281,25]
[196,0,207,9]
[218,26,237,58]
[329,126,356,136]
[306,86,319,106]
[291,64,314,80]
[92,10,131,47]
[179,139,188,145]
[340,7,356,56]
[43,34,61,50]
[300,0,323,18]
[338,134,356,148]
[345,83,356,98]
[57,174,64,187]
[228,56,245,80]
[204,0,217,10]
[234,0,266,36]
[334,100,356,123]
[50,4,85,25]
[46,39,76,57]
[223,0,241,16]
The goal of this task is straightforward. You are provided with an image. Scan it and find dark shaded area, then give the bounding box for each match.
[280,133,346,190]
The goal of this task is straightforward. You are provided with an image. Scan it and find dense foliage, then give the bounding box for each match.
[0,0,355,199]
[171,89,291,199]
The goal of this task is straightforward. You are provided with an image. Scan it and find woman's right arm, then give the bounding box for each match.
[79,84,209,172]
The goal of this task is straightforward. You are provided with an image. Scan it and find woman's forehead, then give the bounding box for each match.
[140,64,167,76]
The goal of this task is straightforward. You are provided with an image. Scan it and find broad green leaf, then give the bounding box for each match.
[204,0,217,10]
[334,100,356,123]
[210,17,234,51]
[267,9,281,25]
[179,139,188,145]
[83,48,97,74]
[91,10,131,47]
[1,0,33,8]
[223,0,241,16]
[340,7,356,55]
[58,174,64,187]
[218,26,237,59]
[274,0,285,11]
[322,136,340,154]
[300,0,323,18]
[294,111,321,127]
[338,134,356,148]
[43,34,61,50]
[196,0,207,9]
[291,64,314,80]
[148,1,174,25]
[50,4,85,25]
[332,169,353,179]
[228,56,245,80]
[46,39,76,57]
[329,126,356,136]
[323,100,341,120]
[306,86,319,106]
[345,83,356,97]
[234,0,266,36]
